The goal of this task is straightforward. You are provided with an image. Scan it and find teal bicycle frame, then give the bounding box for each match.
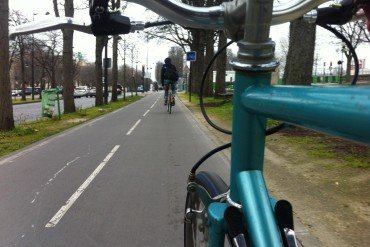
[204,70,370,246]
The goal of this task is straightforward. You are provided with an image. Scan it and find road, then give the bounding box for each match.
[0,92,229,246]
[13,97,96,123]
[13,93,135,123]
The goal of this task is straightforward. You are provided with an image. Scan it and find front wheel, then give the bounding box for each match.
[184,171,228,247]
[168,95,172,114]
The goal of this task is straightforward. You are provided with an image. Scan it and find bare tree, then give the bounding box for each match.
[214,31,227,98]
[276,37,289,77]
[0,0,15,130]
[155,61,164,82]
[95,36,105,106]
[9,11,31,100]
[34,32,63,89]
[328,21,369,82]
[167,46,184,73]
[78,62,96,86]
[53,0,76,113]
[118,37,131,99]
[204,30,215,97]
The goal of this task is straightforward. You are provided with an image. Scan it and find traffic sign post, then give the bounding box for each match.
[186,51,196,62]
[186,52,196,102]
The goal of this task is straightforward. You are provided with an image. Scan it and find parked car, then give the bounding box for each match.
[86,87,96,97]
[11,90,21,97]
[117,84,123,95]
[137,85,144,92]
[73,86,88,98]
[25,87,41,95]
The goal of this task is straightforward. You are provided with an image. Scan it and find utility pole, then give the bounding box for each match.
[130,47,134,97]
[122,38,126,101]
[135,60,138,96]
[31,13,37,100]
[146,33,149,92]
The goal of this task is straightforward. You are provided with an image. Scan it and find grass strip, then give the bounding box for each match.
[12,98,42,104]
[178,92,369,168]
[0,96,142,158]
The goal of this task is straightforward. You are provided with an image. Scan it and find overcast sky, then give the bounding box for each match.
[9,0,370,74]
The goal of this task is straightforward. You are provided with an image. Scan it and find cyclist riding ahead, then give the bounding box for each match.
[161,57,178,106]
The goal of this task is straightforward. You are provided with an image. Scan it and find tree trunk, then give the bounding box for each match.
[204,30,215,97]
[20,44,26,101]
[345,54,352,84]
[111,35,118,102]
[62,0,76,113]
[214,31,227,98]
[95,36,104,106]
[189,29,205,94]
[0,0,15,130]
[283,19,316,85]
[62,28,76,113]
[51,72,56,88]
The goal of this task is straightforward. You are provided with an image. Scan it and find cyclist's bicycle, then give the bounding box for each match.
[165,84,175,114]
[11,0,370,246]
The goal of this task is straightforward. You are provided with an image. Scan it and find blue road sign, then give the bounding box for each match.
[186,51,196,62]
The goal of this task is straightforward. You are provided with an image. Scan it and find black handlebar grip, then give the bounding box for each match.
[316,0,357,25]
[91,13,131,36]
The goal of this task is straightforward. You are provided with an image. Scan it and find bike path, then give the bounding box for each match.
[0,92,229,246]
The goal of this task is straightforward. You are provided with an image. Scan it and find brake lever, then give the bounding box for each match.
[304,0,363,25]
[9,16,145,39]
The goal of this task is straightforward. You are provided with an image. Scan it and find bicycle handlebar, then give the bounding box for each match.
[9,17,92,40]
[100,0,332,39]
[9,0,364,40]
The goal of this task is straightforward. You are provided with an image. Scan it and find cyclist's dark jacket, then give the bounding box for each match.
[161,62,177,86]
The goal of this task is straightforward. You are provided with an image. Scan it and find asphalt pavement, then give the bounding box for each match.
[0,92,229,246]
[12,93,131,123]
[12,97,96,123]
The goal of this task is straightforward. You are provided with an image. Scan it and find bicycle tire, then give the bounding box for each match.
[184,171,228,247]
[168,95,172,114]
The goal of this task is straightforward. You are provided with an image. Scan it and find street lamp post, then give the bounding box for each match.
[135,61,138,96]
[31,13,37,100]
[130,47,134,97]
[104,36,109,105]
[122,38,126,101]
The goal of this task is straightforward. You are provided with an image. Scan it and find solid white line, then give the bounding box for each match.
[45,145,120,228]
[143,110,150,117]
[126,119,141,135]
